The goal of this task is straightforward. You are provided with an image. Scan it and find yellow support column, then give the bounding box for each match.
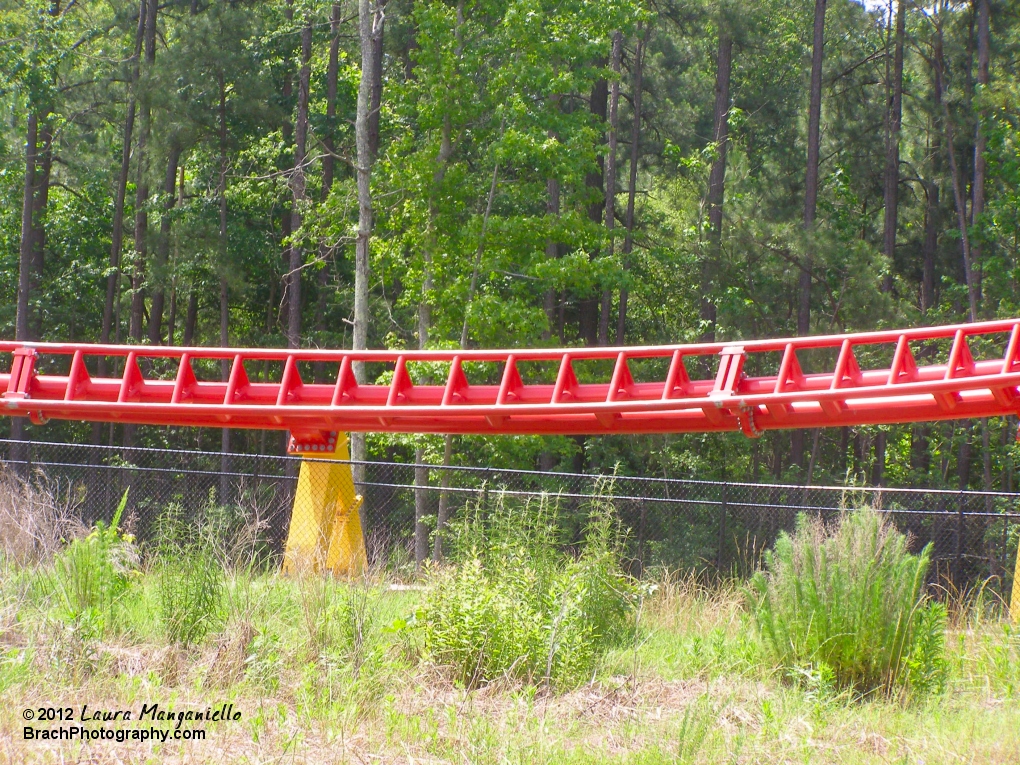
[1012,542,1020,623]
[282,431,367,577]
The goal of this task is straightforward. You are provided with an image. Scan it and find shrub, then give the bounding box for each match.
[419,491,635,689]
[50,489,137,637]
[153,506,223,647]
[747,508,943,695]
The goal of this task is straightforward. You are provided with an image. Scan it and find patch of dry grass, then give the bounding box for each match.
[0,467,83,566]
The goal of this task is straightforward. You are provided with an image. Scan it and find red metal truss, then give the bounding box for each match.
[3,319,1020,445]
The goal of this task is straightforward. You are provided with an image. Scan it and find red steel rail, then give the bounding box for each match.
[3,319,1020,447]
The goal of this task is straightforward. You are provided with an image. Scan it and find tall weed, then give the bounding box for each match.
[299,575,373,667]
[419,490,635,689]
[201,484,279,572]
[49,488,137,637]
[747,508,943,695]
[153,506,223,647]
[905,601,948,696]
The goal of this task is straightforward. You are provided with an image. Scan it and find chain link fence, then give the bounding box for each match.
[2,438,1018,590]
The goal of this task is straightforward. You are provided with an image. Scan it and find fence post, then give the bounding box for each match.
[481,473,490,526]
[715,482,728,572]
[636,498,647,578]
[1012,520,1020,623]
[955,489,965,584]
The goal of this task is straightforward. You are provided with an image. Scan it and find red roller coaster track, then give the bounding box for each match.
[3,319,1020,447]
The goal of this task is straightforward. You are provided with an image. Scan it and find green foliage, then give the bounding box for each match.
[747,508,942,695]
[153,506,224,647]
[418,490,636,689]
[905,601,949,697]
[49,489,136,637]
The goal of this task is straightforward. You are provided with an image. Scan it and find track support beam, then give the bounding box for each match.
[282,431,366,577]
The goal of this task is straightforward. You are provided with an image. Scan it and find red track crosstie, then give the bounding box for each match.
[3,319,1020,446]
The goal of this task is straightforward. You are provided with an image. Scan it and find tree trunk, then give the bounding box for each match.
[873,430,886,485]
[618,26,648,344]
[126,108,147,445]
[183,290,198,346]
[981,418,992,512]
[877,2,904,478]
[840,426,849,476]
[415,268,434,570]
[957,428,972,490]
[1005,420,1014,494]
[167,286,177,346]
[16,113,38,344]
[433,435,454,561]
[795,0,827,471]
[101,0,146,352]
[128,113,148,345]
[542,175,560,340]
[972,0,989,305]
[216,64,232,499]
[352,0,385,483]
[353,0,384,367]
[882,0,905,292]
[279,205,292,337]
[801,0,826,335]
[580,79,608,346]
[147,143,181,345]
[790,429,805,474]
[312,268,330,384]
[313,3,343,385]
[12,110,38,449]
[278,0,295,342]
[911,424,931,478]
[368,3,385,159]
[935,18,978,323]
[542,91,562,342]
[599,32,623,346]
[702,26,733,342]
[922,177,939,315]
[323,3,341,200]
[806,428,822,485]
[286,21,312,350]
[921,61,943,319]
[120,0,154,449]
[129,0,159,345]
[414,449,430,566]
[219,275,231,502]
[30,123,52,341]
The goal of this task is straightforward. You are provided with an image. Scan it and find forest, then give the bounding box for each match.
[2,0,1020,491]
